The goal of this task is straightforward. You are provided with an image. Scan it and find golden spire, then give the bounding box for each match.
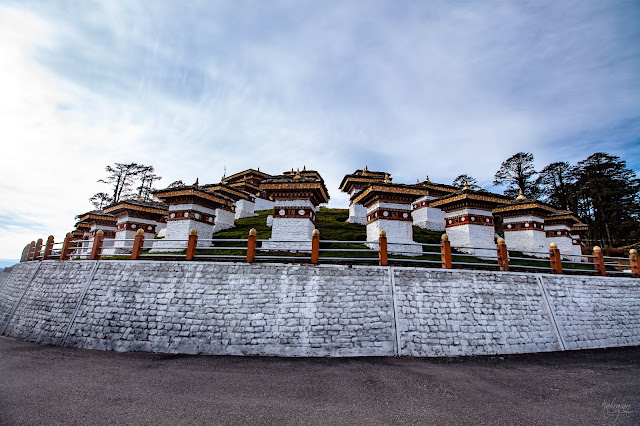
[294,168,301,179]
[462,181,470,191]
[194,177,199,186]
[383,173,390,183]
[425,175,430,182]
[516,189,526,201]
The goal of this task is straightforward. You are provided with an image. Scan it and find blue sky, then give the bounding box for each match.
[0,0,639,260]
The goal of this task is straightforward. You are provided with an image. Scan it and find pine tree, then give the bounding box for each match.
[536,161,577,211]
[493,152,539,199]
[452,174,480,190]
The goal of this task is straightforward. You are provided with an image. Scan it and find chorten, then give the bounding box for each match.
[492,190,557,257]
[74,210,118,255]
[260,168,329,250]
[430,186,511,258]
[411,177,458,231]
[152,184,235,250]
[103,198,168,254]
[544,211,582,259]
[220,168,274,213]
[339,167,390,224]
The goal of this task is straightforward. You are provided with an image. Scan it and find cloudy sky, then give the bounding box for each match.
[0,0,639,261]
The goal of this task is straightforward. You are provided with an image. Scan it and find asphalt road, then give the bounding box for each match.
[0,337,638,425]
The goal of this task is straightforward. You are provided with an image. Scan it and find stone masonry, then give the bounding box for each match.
[1,261,639,357]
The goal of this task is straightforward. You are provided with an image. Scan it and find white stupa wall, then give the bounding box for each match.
[571,234,584,261]
[213,208,236,233]
[347,188,366,224]
[365,201,421,255]
[88,224,116,256]
[263,199,315,251]
[502,216,547,258]
[546,224,575,260]
[254,197,275,211]
[235,199,257,219]
[109,216,159,255]
[151,204,216,251]
[444,208,495,259]
[412,196,445,231]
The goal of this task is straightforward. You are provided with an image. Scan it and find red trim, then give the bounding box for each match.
[366,207,412,225]
[116,222,157,233]
[503,221,545,232]
[445,214,493,228]
[272,207,316,223]
[167,210,216,225]
[546,229,571,238]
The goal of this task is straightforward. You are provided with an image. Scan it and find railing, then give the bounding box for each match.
[18,230,640,278]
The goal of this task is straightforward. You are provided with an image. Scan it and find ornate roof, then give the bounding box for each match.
[544,211,581,225]
[339,167,390,192]
[222,168,271,184]
[153,185,235,208]
[429,188,511,211]
[351,183,433,206]
[202,183,254,201]
[260,169,330,205]
[492,197,557,217]
[75,210,117,226]
[103,198,169,217]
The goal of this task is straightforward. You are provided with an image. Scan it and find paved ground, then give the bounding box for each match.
[0,337,638,425]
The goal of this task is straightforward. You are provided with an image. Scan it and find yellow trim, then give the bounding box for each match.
[154,189,234,206]
[104,203,167,216]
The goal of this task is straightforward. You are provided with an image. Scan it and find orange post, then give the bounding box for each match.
[441,234,452,269]
[246,228,257,263]
[60,233,74,260]
[593,246,606,276]
[549,243,562,274]
[131,229,145,260]
[90,230,104,260]
[311,229,320,264]
[33,238,43,260]
[496,238,509,271]
[27,241,36,261]
[379,230,388,266]
[186,229,198,260]
[630,249,639,278]
[42,235,54,260]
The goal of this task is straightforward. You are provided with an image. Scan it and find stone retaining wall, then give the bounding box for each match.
[1,261,638,357]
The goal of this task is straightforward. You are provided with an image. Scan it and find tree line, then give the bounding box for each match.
[453,152,640,247]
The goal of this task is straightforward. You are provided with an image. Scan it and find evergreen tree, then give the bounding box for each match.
[452,174,480,190]
[493,152,539,199]
[574,153,640,246]
[98,163,145,202]
[89,192,113,210]
[536,161,577,211]
[136,166,162,201]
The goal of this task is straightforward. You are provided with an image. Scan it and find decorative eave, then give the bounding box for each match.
[75,211,118,226]
[228,181,261,195]
[103,200,168,217]
[429,190,511,212]
[153,187,235,208]
[414,182,459,197]
[339,170,390,192]
[571,223,589,233]
[492,200,557,218]
[202,184,253,201]
[351,183,431,206]
[74,222,91,230]
[260,181,330,205]
[545,211,581,226]
[222,168,271,183]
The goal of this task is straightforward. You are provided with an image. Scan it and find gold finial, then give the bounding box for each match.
[136,228,145,235]
[497,237,505,245]
[462,181,470,191]
[190,229,198,235]
[303,165,306,171]
[379,230,386,237]
[383,173,390,183]
[294,169,301,179]
[425,175,430,182]
[249,228,257,236]
[630,249,637,256]
[96,230,104,237]
[441,234,449,242]
[593,246,601,253]
[516,189,526,201]
[416,178,420,184]
[66,232,72,238]
[364,165,368,171]
[137,194,142,201]
[549,242,557,249]
[194,178,199,186]
[312,229,320,237]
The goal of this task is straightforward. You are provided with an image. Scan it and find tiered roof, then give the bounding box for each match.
[103,198,169,219]
[221,168,271,194]
[429,187,511,212]
[260,169,330,205]
[153,185,235,210]
[351,182,433,206]
[75,210,117,227]
[339,167,391,194]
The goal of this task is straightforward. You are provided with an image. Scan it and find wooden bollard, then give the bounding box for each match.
[311,229,320,264]
[630,249,639,278]
[440,234,452,269]
[246,228,257,263]
[378,230,388,266]
[33,238,43,260]
[27,241,36,261]
[593,246,606,276]
[496,237,509,271]
[60,233,74,260]
[90,230,104,260]
[131,229,145,260]
[42,235,54,260]
[186,229,198,260]
[549,242,562,274]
